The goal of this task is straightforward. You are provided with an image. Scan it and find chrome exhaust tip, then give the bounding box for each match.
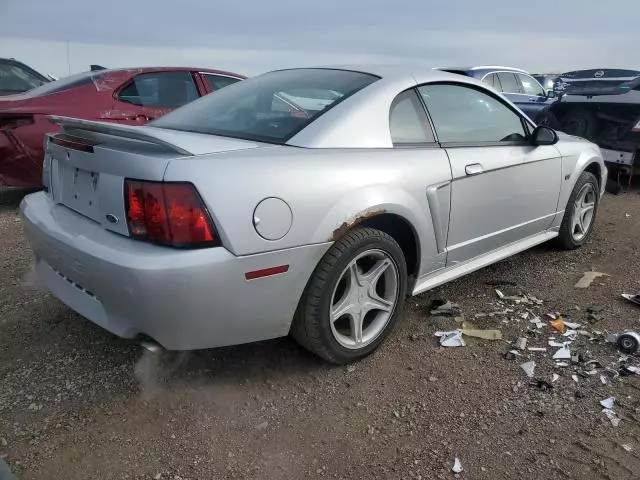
[140,339,164,354]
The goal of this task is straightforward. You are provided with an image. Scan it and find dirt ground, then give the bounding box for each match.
[1,190,640,480]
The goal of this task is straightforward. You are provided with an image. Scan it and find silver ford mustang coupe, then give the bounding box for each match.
[20,66,606,364]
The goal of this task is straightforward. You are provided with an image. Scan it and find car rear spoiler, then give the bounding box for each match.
[48,115,194,156]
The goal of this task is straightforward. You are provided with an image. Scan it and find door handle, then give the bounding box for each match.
[465,163,483,176]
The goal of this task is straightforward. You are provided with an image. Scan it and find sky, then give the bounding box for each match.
[0,0,637,79]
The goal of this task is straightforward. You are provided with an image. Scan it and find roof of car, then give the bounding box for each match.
[437,65,529,75]
[100,66,246,78]
[283,64,467,83]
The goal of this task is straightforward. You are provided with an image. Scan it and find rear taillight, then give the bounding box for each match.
[124,180,218,248]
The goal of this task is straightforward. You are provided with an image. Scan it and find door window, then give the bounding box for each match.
[418,84,527,144]
[497,72,521,94]
[118,71,199,108]
[202,73,242,91]
[516,73,545,96]
[389,90,435,145]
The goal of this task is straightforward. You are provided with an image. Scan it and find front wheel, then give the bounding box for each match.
[555,171,599,249]
[291,227,408,364]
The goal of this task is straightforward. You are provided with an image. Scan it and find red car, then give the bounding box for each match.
[0,66,245,188]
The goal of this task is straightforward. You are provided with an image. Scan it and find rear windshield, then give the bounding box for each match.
[25,71,103,96]
[151,68,379,143]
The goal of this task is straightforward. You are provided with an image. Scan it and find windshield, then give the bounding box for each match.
[151,68,379,143]
[0,62,49,93]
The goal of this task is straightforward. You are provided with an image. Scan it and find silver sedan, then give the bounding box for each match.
[20,66,606,363]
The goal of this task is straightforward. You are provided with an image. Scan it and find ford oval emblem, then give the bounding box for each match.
[105,214,119,224]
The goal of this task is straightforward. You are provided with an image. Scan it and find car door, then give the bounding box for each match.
[112,71,202,124]
[418,83,562,265]
[388,89,453,274]
[515,73,551,118]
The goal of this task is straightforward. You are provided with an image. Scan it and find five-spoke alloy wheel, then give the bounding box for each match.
[292,227,408,364]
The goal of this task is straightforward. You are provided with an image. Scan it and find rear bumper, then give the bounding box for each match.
[20,192,330,350]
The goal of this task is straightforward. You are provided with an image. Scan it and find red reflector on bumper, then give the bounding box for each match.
[245,265,289,280]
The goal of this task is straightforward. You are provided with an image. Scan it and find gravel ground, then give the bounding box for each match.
[1,190,640,480]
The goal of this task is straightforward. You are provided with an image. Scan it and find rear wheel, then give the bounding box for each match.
[291,227,407,364]
[555,171,599,249]
[561,109,599,138]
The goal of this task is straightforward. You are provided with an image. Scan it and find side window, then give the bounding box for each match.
[118,72,199,108]
[517,73,545,96]
[418,84,527,144]
[497,72,521,94]
[482,73,496,89]
[389,90,435,145]
[203,74,242,91]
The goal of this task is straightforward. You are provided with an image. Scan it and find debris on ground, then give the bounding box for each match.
[602,408,621,427]
[616,332,640,354]
[435,331,466,347]
[460,321,502,340]
[429,300,461,316]
[600,397,616,409]
[452,457,463,473]
[534,380,553,391]
[551,318,567,334]
[520,361,536,378]
[516,337,528,350]
[552,346,572,360]
[622,444,633,452]
[575,271,610,289]
[622,293,640,307]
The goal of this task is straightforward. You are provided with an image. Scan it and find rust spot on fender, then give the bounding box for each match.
[330,209,387,241]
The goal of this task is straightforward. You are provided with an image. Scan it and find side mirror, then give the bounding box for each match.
[532,125,558,146]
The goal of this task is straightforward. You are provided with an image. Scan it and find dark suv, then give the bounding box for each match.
[437,66,554,120]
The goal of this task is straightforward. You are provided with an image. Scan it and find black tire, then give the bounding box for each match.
[561,109,599,138]
[534,106,561,130]
[291,227,408,364]
[555,171,599,250]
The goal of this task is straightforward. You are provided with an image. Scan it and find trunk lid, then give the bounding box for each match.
[45,116,266,237]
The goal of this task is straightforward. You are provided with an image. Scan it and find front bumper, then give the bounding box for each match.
[20,192,331,350]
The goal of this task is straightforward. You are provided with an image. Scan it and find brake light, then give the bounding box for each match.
[124,180,218,248]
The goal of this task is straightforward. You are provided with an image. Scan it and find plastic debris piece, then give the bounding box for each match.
[563,330,578,340]
[600,397,615,409]
[571,353,580,364]
[516,338,528,350]
[605,333,618,343]
[572,375,579,383]
[600,375,607,385]
[436,331,466,347]
[430,300,460,316]
[564,321,581,329]
[551,318,566,334]
[622,294,640,307]
[549,340,570,348]
[530,316,544,329]
[528,347,547,352]
[555,361,570,367]
[602,408,620,427]
[625,365,640,374]
[452,457,463,473]
[575,271,610,289]
[460,325,502,340]
[584,360,602,369]
[622,444,633,452]
[553,346,571,360]
[552,373,560,383]
[520,361,536,378]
